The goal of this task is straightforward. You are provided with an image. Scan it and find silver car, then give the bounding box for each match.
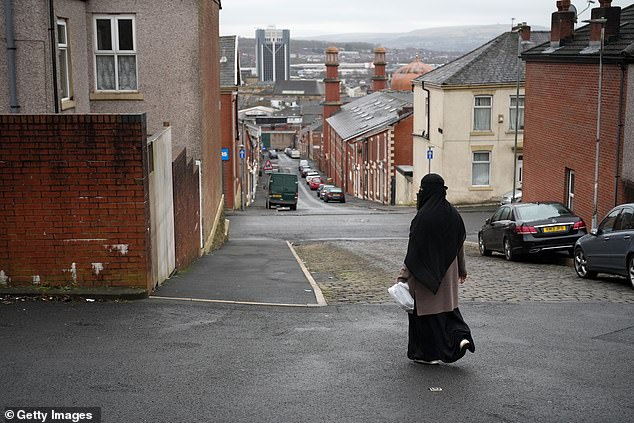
[573,203,634,288]
[500,188,522,205]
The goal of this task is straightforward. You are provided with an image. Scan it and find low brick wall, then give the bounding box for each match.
[0,114,152,293]
[172,148,201,270]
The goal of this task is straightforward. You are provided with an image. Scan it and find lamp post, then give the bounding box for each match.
[511,22,529,203]
[239,143,245,210]
[585,18,606,231]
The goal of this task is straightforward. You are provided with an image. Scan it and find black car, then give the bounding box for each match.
[478,202,587,261]
[573,203,634,288]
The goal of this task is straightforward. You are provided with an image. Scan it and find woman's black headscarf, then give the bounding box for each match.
[404,173,466,294]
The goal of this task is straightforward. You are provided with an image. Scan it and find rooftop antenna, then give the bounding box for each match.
[511,17,516,30]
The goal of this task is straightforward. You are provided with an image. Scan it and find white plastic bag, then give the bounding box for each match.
[388,281,414,312]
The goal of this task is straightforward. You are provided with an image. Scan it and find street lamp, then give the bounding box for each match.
[584,18,607,231]
[511,22,529,203]
[239,143,245,210]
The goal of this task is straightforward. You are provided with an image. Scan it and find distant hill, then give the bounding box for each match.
[295,24,547,52]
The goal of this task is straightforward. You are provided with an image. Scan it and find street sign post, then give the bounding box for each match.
[221,148,229,161]
[239,148,245,159]
[427,147,433,174]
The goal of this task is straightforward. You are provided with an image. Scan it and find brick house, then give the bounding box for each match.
[326,91,413,205]
[0,0,224,294]
[522,0,634,227]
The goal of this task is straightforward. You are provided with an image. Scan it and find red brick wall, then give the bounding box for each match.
[221,91,236,209]
[394,115,414,166]
[199,0,224,248]
[524,62,627,225]
[172,149,201,270]
[0,114,152,291]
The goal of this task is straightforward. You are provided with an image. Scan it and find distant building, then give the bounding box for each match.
[255,27,290,82]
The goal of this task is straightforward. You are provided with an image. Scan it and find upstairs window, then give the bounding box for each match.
[510,96,525,130]
[57,19,72,100]
[473,95,492,131]
[94,15,137,91]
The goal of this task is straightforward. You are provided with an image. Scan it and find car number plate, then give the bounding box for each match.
[542,225,567,233]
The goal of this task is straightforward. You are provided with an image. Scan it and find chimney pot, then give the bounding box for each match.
[591,1,621,40]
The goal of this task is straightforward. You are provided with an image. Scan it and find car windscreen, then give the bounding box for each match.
[330,188,342,193]
[515,203,573,221]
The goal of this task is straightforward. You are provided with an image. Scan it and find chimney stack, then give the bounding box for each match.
[324,47,341,108]
[372,47,388,92]
[590,0,621,43]
[550,0,575,47]
[521,25,531,42]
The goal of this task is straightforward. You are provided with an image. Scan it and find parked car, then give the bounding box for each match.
[309,177,324,190]
[478,202,587,261]
[268,149,278,159]
[300,166,313,177]
[500,188,522,205]
[318,184,334,198]
[298,159,309,172]
[305,171,320,183]
[573,203,634,288]
[290,149,300,159]
[323,187,345,203]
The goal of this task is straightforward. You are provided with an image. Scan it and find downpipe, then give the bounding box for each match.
[4,0,19,112]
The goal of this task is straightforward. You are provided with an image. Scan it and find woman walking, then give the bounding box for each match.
[398,173,475,364]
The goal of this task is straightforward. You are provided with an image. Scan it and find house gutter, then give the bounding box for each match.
[4,0,19,113]
[48,0,59,113]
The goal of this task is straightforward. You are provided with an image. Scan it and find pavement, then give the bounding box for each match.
[153,239,325,307]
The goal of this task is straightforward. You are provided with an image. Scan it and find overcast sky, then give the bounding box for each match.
[220,0,630,37]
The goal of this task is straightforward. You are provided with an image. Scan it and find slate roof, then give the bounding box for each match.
[523,4,634,63]
[414,31,550,86]
[272,80,324,96]
[326,91,413,142]
[220,36,240,87]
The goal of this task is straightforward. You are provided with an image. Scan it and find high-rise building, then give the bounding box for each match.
[255,27,290,82]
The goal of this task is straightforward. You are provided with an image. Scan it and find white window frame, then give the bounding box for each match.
[509,95,525,131]
[472,150,491,186]
[473,95,492,131]
[93,14,138,92]
[57,19,71,101]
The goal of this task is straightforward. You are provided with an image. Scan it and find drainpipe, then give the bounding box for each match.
[614,62,625,206]
[195,160,204,250]
[421,81,430,140]
[4,0,20,112]
[48,0,59,112]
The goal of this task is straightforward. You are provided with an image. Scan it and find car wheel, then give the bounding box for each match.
[574,248,597,279]
[503,238,516,261]
[266,200,269,209]
[478,234,492,256]
[290,204,297,211]
[627,254,634,289]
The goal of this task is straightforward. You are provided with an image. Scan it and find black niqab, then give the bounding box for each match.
[404,174,466,294]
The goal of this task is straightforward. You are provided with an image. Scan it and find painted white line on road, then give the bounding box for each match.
[286,240,328,306]
[149,295,324,308]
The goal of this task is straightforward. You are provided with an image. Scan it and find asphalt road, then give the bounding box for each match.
[1,154,632,423]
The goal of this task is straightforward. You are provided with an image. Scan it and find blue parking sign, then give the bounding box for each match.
[427,148,433,160]
[221,148,229,161]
